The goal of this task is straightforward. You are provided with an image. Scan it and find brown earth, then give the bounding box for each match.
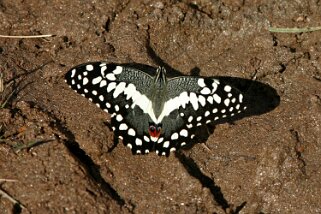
[1,0,321,213]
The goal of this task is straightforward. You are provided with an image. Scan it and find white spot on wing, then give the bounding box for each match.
[100,80,107,87]
[180,129,188,137]
[83,77,89,85]
[179,91,189,109]
[107,82,116,92]
[204,111,210,117]
[113,82,126,98]
[239,94,243,103]
[151,136,158,142]
[128,128,136,136]
[71,69,76,78]
[116,114,123,122]
[200,87,211,95]
[197,78,206,87]
[224,98,230,106]
[119,123,128,130]
[190,92,199,111]
[171,133,179,140]
[92,76,103,85]
[163,141,170,148]
[99,95,104,101]
[224,85,232,92]
[127,143,132,149]
[213,94,221,104]
[198,95,206,107]
[106,73,116,81]
[212,81,218,93]
[144,136,150,142]
[101,66,107,76]
[86,64,94,71]
[158,137,164,143]
[207,96,213,104]
[113,66,123,75]
[188,116,193,122]
[135,138,142,146]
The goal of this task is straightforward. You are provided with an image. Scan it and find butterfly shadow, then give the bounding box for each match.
[189,74,280,148]
[175,69,279,213]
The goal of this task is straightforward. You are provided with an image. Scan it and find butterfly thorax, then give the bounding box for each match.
[150,67,168,119]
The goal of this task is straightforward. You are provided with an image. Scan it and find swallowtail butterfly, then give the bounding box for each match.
[65,62,247,156]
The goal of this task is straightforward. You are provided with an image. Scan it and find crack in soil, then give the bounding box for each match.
[176,151,246,214]
[63,140,126,206]
[290,129,307,176]
[27,103,129,208]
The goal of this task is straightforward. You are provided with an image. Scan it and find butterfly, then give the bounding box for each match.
[65,62,247,156]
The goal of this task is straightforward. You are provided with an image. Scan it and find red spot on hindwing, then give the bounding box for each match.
[148,125,161,139]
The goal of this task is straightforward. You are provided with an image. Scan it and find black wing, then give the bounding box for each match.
[154,76,247,156]
[65,62,158,154]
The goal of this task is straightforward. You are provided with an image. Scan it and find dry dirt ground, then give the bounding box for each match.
[1,0,321,213]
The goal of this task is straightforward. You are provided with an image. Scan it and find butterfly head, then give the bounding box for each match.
[154,67,167,87]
